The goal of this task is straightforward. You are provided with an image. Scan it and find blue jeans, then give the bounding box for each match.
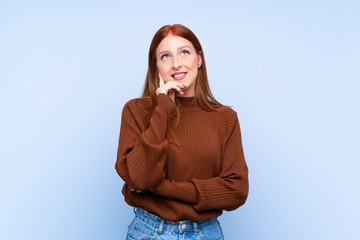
[126,208,224,240]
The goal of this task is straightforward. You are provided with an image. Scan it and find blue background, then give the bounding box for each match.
[1,0,359,239]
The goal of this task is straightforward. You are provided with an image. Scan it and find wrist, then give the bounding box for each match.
[156,93,176,112]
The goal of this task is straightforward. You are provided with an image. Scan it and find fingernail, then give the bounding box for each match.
[157,70,159,76]
[181,89,186,95]
[182,84,187,88]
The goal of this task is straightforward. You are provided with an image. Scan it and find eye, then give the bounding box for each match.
[181,50,190,56]
[161,54,170,60]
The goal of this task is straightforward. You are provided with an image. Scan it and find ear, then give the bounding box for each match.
[197,51,202,68]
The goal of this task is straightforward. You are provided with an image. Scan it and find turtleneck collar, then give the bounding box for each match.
[176,96,199,112]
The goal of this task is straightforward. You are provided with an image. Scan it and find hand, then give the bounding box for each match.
[156,71,187,102]
[127,185,141,193]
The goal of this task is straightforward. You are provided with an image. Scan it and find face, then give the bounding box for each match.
[155,34,202,97]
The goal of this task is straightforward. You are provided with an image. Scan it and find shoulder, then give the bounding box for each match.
[211,105,239,137]
[214,105,237,117]
[124,95,153,107]
[122,97,154,118]
[212,105,238,123]
[124,97,152,109]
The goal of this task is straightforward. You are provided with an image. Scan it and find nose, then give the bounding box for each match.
[172,56,181,69]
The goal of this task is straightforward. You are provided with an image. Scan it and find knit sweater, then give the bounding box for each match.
[115,93,249,222]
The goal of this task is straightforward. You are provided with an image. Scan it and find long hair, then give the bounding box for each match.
[141,24,223,145]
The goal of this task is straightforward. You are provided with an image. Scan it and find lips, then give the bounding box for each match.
[171,72,187,80]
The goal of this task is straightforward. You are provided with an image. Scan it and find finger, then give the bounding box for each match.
[158,71,165,87]
[174,82,187,89]
[164,85,185,95]
[179,88,186,95]
[174,87,185,95]
[166,81,187,90]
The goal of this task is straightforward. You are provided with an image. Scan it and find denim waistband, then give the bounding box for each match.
[134,207,217,233]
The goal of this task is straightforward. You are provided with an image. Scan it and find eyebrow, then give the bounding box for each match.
[158,46,192,56]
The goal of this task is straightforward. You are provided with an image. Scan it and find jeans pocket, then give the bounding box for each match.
[126,219,153,240]
[198,219,224,240]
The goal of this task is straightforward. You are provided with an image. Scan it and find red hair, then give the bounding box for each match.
[141,24,223,145]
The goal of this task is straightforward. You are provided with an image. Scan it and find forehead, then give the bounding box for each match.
[156,34,194,54]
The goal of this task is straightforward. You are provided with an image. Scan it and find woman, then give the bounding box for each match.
[115,24,249,239]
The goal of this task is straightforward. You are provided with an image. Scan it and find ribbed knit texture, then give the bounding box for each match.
[115,93,249,221]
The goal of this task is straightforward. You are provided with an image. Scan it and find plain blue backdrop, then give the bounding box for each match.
[1,0,359,239]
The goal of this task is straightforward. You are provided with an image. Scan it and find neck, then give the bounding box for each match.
[176,96,199,111]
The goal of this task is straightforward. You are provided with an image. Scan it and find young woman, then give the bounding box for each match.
[115,24,249,239]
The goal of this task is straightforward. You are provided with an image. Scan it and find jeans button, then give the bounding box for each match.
[181,224,186,229]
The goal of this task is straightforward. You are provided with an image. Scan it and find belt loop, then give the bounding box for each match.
[133,207,137,214]
[157,219,165,235]
[193,222,198,234]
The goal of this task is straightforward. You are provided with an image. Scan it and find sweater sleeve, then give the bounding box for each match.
[151,180,198,203]
[115,93,176,191]
[192,115,249,211]
[152,113,249,211]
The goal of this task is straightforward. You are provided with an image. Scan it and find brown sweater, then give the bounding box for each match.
[115,93,249,221]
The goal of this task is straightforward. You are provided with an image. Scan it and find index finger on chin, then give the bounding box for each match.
[158,71,165,87]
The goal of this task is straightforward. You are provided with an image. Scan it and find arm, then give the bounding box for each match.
[152,115,249,211]
[115,94,176,191]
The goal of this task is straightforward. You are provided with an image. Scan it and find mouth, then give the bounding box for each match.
[171,72,187,80]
